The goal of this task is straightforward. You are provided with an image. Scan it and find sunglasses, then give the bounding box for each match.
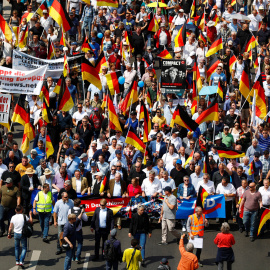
[100,204,106,206]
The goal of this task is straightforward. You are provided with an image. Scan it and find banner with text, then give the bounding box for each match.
[13,50,83,78]
[0,65,47,95]
[0,94,11,123]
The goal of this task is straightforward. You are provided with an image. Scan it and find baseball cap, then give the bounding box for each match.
[176,159,182,165]
[6,178,13,184]
[114,48,119,53]
[31,149,37,155]
[224,125,229,129]
[79,153,88,159]
[73,140,81,145]
[190,51,196,57]
[110,228,117,236]
[91,162,97,167]
[161,258,168,264]
[93,107,99,112]
[228,40,233,45]
[91,37,96,42]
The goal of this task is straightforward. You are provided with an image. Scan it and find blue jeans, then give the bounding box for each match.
[81,17,93,37]
[134,232,146,259]
[147,33,151,47]
[64,248,74,270]
[106,260,118,270]
[243,210,258,237]
[14,233,27,263]
[0,205,15,233]
[39,212,51,239]
[75,230,83,259]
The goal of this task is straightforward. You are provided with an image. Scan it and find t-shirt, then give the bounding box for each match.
[170,168,187,187]
[243,191,262,212]
[15,163,34,177]
[0,185,20,208]
[163,194,177,219]
[10,214,29,234]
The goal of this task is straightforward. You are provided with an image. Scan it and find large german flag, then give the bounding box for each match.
[216,147,245,158]
[36,0,48,16]
[239,64,251,103]
[196,186,209,209]
[195,97,219,125]
[49,0,73,32]
[170,104,199,131]
[11,95,29,125]
[257,208,270,235]
[121,78,138,115]
[139,100,151,143]
[252,75,267,119]
[174,22,186,47]
[0,14,12,41]
[46,135,54,158]
[205,34,222,57]
[148,12,159,32]
[81,57,102,89]
[157,49,172,59]
[106,71,122,95]
[206,56,220,82]
[96,0,118,7]
[40,81,50,106]
[125,127,146,153]
[58,76,74,111]
[229,54,237,73]
[242,35,258,53]
[107,92,122,132]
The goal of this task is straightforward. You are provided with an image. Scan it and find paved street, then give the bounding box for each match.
[1,218,270,270]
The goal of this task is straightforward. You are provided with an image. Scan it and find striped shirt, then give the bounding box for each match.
[258,135,270,152]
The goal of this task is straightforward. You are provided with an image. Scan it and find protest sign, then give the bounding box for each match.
[13,50,83,78]
[0,65,47,95]
[160,59,186,94]
[0,94,11,123]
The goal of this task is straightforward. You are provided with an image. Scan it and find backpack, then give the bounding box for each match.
[104,239,117,262]
[22,215,33,238]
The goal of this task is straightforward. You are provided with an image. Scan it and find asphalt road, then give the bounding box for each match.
[1,218,270,270]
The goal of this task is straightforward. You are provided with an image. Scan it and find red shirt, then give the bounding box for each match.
[207,26,217,43]
[214,233,235,248]
[108,54,121,70]
[127,184,142,197]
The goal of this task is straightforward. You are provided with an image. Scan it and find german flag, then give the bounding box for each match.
[231,0,236,5]
[191,99,197,115]
[198,31,207,43]
[196,186,209,209]
[206,34,222,57]
[40,81,50,106]
[196,13,205,31]
[217,79,223,99]
[21,121,35,154]
[82,0,90,4]
[229,54,237,73]
[36,0,48,16]
[257,208,270,235]
[96,0,118,7]
[193,60,202,93]
[11,95,29,125]
[142,146,149,165]
[63,53,69,77]
[125,127,146,153]
[106,71,122,95]
[195,97,219,125]
[190,0,196,17]
[148,12,159,32]
[146,91,152,108]
[53,75,62,94]
[81,36,91,53]
[242,35,258,53]
[170,104,199,131]
[239,65,251,103]
[58,75,74,111]
[21,133,30,154]
[12,26,19,47]
[184,151,194,168]
[19,26,28,49]
[42,100,53,123]
[174,22,186,47]
[49,0,73,32]
[157,49,172,59]
[0,14,12,41]
[139,100,151,143]
[59,27,66,47]
[99,55,108,72]
[254,56,259,69]
[252,75,267,119]
[121,78,138,115]
[81,57,102,89]
[248,160,255,175]
[107,92,122,132]
[206,56,220,82]
[99,175,107,193]
[46,135,54,158]
[210,10,219,26]
[216,146,245,158]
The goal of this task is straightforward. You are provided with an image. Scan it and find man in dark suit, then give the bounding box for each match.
[149,133,167,163]
[91,198,114,261]
[20,167,41,214]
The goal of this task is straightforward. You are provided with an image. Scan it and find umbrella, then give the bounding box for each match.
[231,14,250,21]
[199,86,218,95]
[147,2,167,8]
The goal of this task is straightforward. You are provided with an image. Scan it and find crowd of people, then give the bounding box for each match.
[1,0,270,269]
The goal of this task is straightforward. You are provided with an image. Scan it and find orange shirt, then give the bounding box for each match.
[177,239,199,270]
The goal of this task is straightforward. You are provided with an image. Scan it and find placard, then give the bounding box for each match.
[0,94,11,123]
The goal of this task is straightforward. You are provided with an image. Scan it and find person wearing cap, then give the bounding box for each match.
[0,177,21,237]
[159,185,181,246]
[124,110,138,131]
[40,168,55,190]
[221,125,235,149]
[67,11,81,43]
[20,167,40,214]
[157,257,171,270]
[110,149,128,170]
[40,9,53,33]
[108,48,121,70]
[64,150,81,177]
[91,171,106,196]
[90,37,100,60]
[170,158,188,187]
[65,140,83,158]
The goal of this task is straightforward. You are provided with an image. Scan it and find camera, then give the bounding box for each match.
[80,204,86,209]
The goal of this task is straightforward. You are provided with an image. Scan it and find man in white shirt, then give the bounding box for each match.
[190,166,204,189]
[40,10,53,33]
[248,9,262,35]
[196,173,215,194]
[141,171,162,197]
[109,131,125,146]
[231,55,245,81]
[162,145,179,170]
[72,104,88,126]
[263,75,270,109]
[169,129,182,151]
[259,179,270,207]
[183,36,197,60]
[29,95,42,125]
[160,171,176,195]
[222,4,236,23]
[123,63,137,93]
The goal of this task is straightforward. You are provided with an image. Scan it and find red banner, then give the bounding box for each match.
[81,197,131,216]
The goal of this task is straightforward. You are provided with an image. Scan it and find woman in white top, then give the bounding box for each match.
[82,99,92,116]
[8,205,33,267]
[229,122,242,143]
[198,59,206,79]
[196,40,207,63]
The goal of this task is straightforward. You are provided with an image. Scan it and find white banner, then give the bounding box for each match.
[0,94,11,123]
[12,50,83,78]
[0,65,47,95]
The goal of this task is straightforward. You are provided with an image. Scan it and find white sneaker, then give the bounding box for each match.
[182,227,186,232]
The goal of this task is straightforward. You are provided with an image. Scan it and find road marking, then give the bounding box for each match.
[83,252,91,270]
[27,250,41,270]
